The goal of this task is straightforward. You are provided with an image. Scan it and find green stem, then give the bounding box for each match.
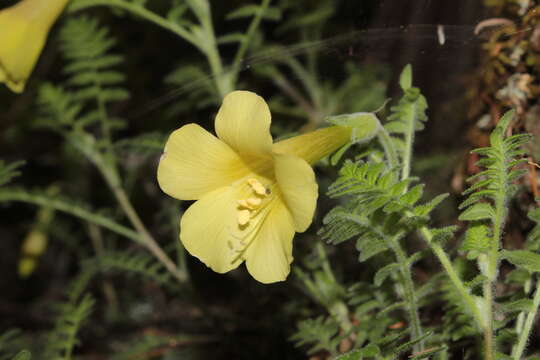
[483,281,494,360]
[401,101,417,182]
[420,227,485,330]
[70,133,187,283]
[378,109,422,352]
[389,235,424,353]
[512,277,540,359]
[104,171,188,283]
[0,189,142,243]
[70,0,231,97]
[70,0,197,46]
[230,0,271,87]
[482,193,506,360]
[377,127,399,169]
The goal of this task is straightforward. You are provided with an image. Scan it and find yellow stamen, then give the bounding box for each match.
[247,178,267,196]
[246,197,262,207]
[237,199,250,208]
[238,209,251,225]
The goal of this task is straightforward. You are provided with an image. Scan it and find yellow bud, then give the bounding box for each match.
[0,0,70,93]
[18,257,37,278]
[21,230,47,257]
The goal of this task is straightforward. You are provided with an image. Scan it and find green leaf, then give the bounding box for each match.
[461,224,490,259]
[409,345,448,359]
[217,33,246,44]
[501,298,533,313]
[459,203,495,221]
[400,184,424,205]
[430,226,458,244]
[334,350,362,360]
[374,263,399,286]
[399,64,412,90]
[326,112,381,144]
[227,5,281,21]
[501,250,540,272]
[12,350,31,360]
[497,109,516,133]
[330,143,352,166]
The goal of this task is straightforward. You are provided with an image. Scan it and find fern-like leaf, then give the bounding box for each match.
[44,294,95,360]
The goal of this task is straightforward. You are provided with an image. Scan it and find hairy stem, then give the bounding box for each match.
[0,189,142,243]
[401,101,417,182]
[70,0,197,46]
[377,127,399,169]
[420,227,485,329]
[389,236,424,353]
[111,183,188,283]
[483,281,494,360]
[482,192,507,360]
[378,108,423,352]
[70,0,231,97]
[230,0,271,86]
[512,277,540,359]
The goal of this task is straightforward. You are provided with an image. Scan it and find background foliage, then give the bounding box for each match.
[1,0,539,359]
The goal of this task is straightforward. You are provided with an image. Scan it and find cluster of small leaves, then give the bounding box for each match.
[385,65,428,155]
[290,316,343,356]
[319,160,447,262]
[43,293,95,360]
[163,0,283,113]
[0,187,141,243]
[0,161,24,188]
[83,251,175,288]
[458,110,530,259]
[438,259,481,344]
[37,16,128,148]
[0,330,29,360]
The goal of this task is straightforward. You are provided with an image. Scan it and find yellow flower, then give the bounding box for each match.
[0,0,70,93]
[158,91,357,283]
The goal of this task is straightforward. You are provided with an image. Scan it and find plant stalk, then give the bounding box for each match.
[389,236,425,353]
[230,0,271,86]
[512,277,540,359]
[420,227,485,330]
[111,184,187,283]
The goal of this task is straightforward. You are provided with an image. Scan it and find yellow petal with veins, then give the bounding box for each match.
[273,126,352,165]
[158,124,250,200]
[244,199,295,283]
[180,186,246,273]
[215,91,273,157]
[274,154,318,232]
[0,0,70,93]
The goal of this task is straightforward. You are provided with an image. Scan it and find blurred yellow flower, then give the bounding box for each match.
[158,91,352,283]
[0,0,70,93]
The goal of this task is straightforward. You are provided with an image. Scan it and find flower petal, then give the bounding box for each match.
[215,91,273,157]
[157,124,250,200]
[0,0,70,93]
[274,154,318,232]
[180,186,247,273]
[273,126,352,165]
[245,199,295,283]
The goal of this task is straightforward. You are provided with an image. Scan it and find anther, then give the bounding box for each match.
[237,199,250,208]
[246,197,262,207]
[238,209,251,226]
[247,178,267,196]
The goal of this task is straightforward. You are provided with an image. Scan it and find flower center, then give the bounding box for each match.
[236,178,271,226]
